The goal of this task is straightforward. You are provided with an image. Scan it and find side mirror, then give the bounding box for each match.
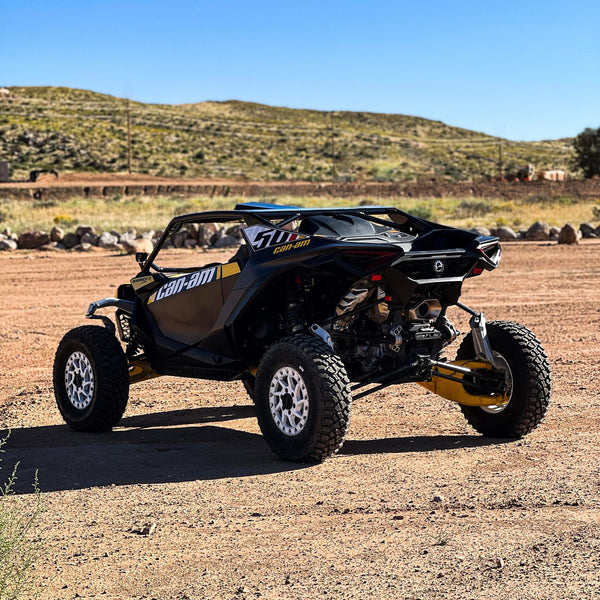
[135,252,148,267]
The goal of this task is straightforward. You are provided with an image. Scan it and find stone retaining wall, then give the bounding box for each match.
[1,179,600,201]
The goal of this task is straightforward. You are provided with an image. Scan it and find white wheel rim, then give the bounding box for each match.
[64,351,95,410]
[269,366,309,436]
[481,353,513,414]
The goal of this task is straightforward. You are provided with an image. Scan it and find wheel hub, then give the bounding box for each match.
[269,366,309,436]
[64,351,95,410]
[481,352,513,414]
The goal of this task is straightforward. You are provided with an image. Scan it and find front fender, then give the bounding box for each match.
[86,297,135,333]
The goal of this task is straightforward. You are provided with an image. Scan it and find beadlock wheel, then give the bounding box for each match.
[456,320,551,437]
[64,351,95,410]
[54,325,129,432]
[255,334,352,462]
[269,366,309,436]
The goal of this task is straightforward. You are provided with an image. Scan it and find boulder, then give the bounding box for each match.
[579,223,597,239]
[80,231,99,246]
[197,226,212,247]
[98,232,120,249]
[18,231,50,249]
[213,234,242,248]
[0,239,18,251]
[75,225,95,238]
[62,232,80,249]
[469,227,491,236]
[120,237,154,255]
[549,226,560,240]
[50,226,64,242]
[495,226,518,241]
[558,223,579,245]
[525,222,550,241]
[73,242,93,252]
[172,230,189,248]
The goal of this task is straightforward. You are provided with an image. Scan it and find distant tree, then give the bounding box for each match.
[572,127,600,178]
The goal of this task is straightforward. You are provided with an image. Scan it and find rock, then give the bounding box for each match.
[470,227,491,236]
[210,227,226,246]
[226,224,243,238]
[120,237,153,255]
[213,234,242,248]
[579,223,597,238]
[18,231,50,249]
[62,232,80,249]
[75,225,95,238]
[80,231,99,246]
[525,221,550,241]
[595,224,600,237]
[0,239,18,251]
[2,227,11,236]
[50,226,64,242]
[98,232,120,249]
[558,224,579,245]
[172,230,189,248]
[197,226,212,247]
[38,243,61,252]
[549,226,560,240]
[495,226,518,241]
[184,239,197,248]
[433,494,445,503]
[109,230,121,241]
[73,242,92,252]
[139,230,155,240]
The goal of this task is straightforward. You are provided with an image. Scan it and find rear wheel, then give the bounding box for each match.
[53,325,129,431]
[255,334,352,462]
[456,320,551,437]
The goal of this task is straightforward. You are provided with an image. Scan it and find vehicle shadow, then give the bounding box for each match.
[3,405,510,494]
[340,434,511,456]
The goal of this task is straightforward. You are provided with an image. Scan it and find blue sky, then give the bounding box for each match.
[2,0,598,141]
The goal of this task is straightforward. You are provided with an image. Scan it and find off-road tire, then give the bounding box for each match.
[53,325,129,432]
[456,320,551,438]
[255,334,352,462]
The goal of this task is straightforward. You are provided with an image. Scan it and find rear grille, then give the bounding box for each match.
[402,258,474,280]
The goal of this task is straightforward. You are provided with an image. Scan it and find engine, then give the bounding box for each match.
[331,281,458,379]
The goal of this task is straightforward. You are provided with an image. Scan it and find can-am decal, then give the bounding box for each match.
[243,225,309,251]
[147,261,240,304]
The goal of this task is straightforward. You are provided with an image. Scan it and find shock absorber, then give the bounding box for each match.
[285,276,305,333]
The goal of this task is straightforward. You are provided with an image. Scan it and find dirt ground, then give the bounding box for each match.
[1,241,599,600]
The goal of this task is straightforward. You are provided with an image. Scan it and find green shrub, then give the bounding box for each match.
[0,436,44,600]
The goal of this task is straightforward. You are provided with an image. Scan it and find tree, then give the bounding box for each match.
[572,127,600,178]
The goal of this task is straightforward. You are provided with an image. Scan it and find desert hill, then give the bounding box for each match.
[0,86,573,182]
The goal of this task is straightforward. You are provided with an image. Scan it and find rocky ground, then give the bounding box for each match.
[1,241,599,600]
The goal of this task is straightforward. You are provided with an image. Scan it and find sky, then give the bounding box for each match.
[2,0,599,141]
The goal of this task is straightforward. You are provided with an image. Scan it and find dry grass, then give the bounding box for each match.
[1,195,599,236]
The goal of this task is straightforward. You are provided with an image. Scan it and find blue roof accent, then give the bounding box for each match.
[234,201,303,211]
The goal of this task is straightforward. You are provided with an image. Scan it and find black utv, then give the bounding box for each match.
[54,203,551,461]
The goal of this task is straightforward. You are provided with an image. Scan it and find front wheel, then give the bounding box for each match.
[456,320,551,438]
[53,325,129,431]
[255,334,352,462]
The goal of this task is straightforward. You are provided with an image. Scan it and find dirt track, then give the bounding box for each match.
[1,242,600,599]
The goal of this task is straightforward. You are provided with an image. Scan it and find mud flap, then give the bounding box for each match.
[418,360,510,407]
